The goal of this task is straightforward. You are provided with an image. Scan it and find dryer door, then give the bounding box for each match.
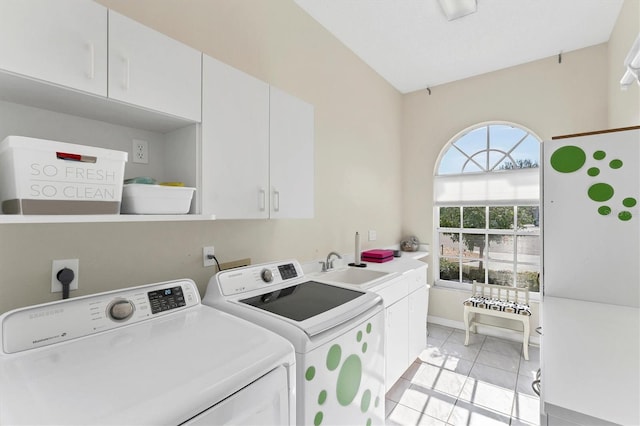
[183,365,292,425]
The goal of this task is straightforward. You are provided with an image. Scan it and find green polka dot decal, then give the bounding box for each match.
[619,211,633,221]
[587,167,600,177]
[305,322,380,425]
[326,345,341,371]
[337,355,362,406]
[360,390,371,412]
[610,159,623,169]
[305,366,316,381]
[550,145,586,173]
[598,206,612,216]
[550,145,637,222]
[588,183,614,202]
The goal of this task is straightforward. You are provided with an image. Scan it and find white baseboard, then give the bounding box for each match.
[427,315,541,346]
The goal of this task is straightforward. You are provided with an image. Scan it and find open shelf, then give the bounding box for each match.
[0,214,216,224]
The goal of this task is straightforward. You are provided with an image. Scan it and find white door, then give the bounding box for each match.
[385,297,409,389]
[269,86,314,219]
[201,55,270,218]
[108,10,201,121]
[0,0,107,96]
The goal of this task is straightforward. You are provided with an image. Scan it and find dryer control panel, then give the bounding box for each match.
[0,280,200,354]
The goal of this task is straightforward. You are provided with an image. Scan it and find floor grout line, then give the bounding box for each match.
[386,323,540,426]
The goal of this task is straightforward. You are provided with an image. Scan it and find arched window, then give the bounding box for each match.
[434,122,541,291]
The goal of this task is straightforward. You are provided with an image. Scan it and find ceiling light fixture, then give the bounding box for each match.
[620,33,640,90]
[438,0,477,21]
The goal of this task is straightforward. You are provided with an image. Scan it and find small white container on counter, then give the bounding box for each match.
[120,184,195,214]
[0,135,127,214]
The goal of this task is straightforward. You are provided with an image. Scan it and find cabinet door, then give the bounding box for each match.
[201,55,270,218]
[408,286,428,363]
[108,10,201,121]
[385,298,409,390]
[0,0,107,96]
[269,86,314,219]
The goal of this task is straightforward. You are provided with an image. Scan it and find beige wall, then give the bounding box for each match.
[0,0,404,314]
[608,0,640,128]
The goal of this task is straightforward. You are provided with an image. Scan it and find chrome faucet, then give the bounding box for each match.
[326,251,343,270]
[318,251,343,272]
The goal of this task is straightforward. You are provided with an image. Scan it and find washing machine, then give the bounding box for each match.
[0,279,296,425]
[203,260,385,426]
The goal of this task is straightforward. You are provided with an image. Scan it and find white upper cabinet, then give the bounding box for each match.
[269,87,315,219]
[0,0,108,96]
[108,10,202,122]
[201,56,314,219]
[201,55,270,219]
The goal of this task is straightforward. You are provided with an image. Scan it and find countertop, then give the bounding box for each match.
[304,251,429,293]
[302,250,428,275]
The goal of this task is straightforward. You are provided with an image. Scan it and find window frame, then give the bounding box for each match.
[436,204,540,294]
[433,121,542,297]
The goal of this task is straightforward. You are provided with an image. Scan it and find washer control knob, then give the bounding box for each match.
[260,268,274,283]
[108,299,135,321]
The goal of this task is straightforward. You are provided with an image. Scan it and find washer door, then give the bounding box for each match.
[183,366,292,425]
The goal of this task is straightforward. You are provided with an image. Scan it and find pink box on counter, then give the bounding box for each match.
[361,249,394,263]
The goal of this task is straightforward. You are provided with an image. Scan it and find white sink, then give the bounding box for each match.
[314,267,392,286]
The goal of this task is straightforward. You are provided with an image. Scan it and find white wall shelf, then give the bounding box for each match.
[0,214,215,224]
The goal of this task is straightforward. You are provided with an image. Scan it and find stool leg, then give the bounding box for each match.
[522,318,530,361]
[464,307,471,346]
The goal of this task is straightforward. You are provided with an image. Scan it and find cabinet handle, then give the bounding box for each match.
[259,188,266,211]
[86,42,95,80]
[273,189,280,212]
[122,57,130,90]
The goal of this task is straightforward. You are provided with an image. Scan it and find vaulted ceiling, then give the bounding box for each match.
[294,0,625,93]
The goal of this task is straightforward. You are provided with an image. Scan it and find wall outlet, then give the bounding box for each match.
[368,230,377,241]
[203,246,216,267]
[132,139,149,164]
[51,259,79,293]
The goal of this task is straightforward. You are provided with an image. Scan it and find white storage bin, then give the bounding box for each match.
[0,136,127,214]
[120,184,195,214]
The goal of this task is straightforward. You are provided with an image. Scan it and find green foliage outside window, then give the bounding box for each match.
[438,205,539,291]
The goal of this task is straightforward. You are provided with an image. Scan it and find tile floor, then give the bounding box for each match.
[385,324,540,426]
